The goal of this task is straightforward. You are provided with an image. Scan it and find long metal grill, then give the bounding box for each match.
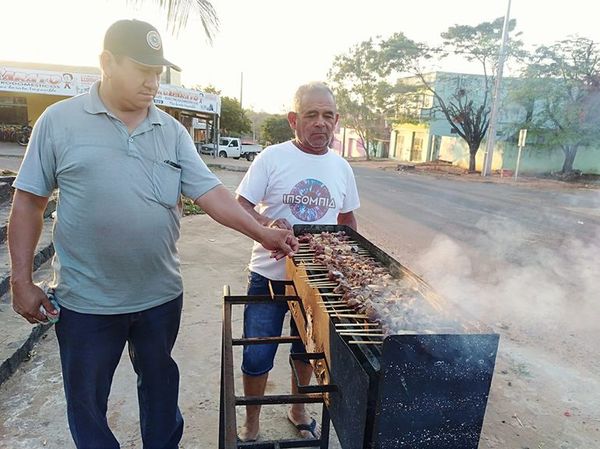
[286,225,499,449]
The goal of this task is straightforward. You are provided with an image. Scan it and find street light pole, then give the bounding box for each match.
[482,0,512,177]
[239,71,243,110]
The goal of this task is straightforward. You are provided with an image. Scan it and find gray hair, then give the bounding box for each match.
[291,82,336,113]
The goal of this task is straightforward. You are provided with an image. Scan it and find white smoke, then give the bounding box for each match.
[414,211,600,331]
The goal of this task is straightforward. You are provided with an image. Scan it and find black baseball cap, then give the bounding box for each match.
[104,19,181,71]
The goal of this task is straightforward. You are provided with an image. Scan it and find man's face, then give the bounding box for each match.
[288,90,339,153]
[105,54,163,111]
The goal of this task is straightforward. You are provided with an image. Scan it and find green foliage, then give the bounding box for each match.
[126,0,219,42]
[328,38,402,159]
[382,17,524,170]
[261,115,294,144]
[245,110,271,143]
[220,96,252,136]
[440,17,525,71]
[201,84,221,94]
[182,197,205,216]
[511,37,600,173]
[328,17,524,165]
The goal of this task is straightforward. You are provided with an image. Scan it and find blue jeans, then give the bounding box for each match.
[55,294,184,449]
[241,272,306,376]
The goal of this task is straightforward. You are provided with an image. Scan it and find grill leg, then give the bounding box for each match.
[319,403,330,449]
[220,290,332,449]
[220,285,238,449]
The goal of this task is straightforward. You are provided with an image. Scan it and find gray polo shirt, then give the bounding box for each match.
[14,81,221,314]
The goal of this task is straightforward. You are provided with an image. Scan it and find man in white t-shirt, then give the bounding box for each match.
[235,82,360,441]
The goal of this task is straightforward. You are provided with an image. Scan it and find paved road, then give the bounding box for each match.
[353,165,600,265]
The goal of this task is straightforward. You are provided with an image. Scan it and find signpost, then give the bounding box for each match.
[515,128,527,180]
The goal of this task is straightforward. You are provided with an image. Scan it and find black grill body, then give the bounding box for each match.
[290,225,499,449]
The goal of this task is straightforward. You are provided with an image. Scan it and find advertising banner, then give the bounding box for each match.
[155,85,220,114]
[1,66,220,114]
[0,66,77,96]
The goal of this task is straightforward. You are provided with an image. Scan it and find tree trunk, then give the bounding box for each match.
[561,146,577,173]
[469,146,478,172]
[363,133,371,161]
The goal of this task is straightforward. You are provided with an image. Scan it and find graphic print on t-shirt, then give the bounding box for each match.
[283,178,336,221]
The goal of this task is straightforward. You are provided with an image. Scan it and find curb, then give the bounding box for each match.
[0,322,52,387]
[0,242,55,299]
[0,203,55,387]
[204,161,248,173]
[0,240,55,388]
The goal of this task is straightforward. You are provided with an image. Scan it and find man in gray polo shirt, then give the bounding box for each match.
[8,19,297,449]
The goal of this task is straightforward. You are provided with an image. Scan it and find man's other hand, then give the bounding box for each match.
[11,282,56,324]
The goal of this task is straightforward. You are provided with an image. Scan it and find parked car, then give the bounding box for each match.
[200,137,262,161]
[241,143,263,161]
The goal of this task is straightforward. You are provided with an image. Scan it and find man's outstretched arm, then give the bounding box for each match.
[195,186,298,259]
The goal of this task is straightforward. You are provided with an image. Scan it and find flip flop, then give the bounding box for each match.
[237,435,257,443]
[288,416,319,439]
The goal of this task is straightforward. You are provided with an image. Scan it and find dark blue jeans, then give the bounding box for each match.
[55,294,184,449]
[242,272,307,376]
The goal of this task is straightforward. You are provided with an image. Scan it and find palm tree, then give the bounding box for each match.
[127,0,219,42]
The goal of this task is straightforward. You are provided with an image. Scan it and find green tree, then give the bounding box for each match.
[127,0,218,41]
[245,110,271,143]
[512,37,600,174]
[261,115,294,144]
[382,17,524,171]
[328,38,401,160]
[220,96,252,136]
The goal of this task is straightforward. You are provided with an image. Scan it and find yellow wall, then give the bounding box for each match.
[391,123,429,161]
[25,93,69,124]
[0,91,69,125]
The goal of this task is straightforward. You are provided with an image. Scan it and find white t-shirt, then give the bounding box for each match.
[236,141,360,280]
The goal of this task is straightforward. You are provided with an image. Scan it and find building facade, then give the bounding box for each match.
[389,71,600,175]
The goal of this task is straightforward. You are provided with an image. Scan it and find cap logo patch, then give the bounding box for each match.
[146,30,162,50]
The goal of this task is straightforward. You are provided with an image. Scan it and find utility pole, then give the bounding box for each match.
[482,0,512,177]
[239,71,243,110]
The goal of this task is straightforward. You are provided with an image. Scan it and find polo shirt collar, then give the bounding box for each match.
[84,80,165,126]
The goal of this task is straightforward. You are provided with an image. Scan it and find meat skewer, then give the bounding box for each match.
[294,231,459,336]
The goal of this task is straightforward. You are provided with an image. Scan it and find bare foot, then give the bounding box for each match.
[287,408,321,439]
[238,419,259,442]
